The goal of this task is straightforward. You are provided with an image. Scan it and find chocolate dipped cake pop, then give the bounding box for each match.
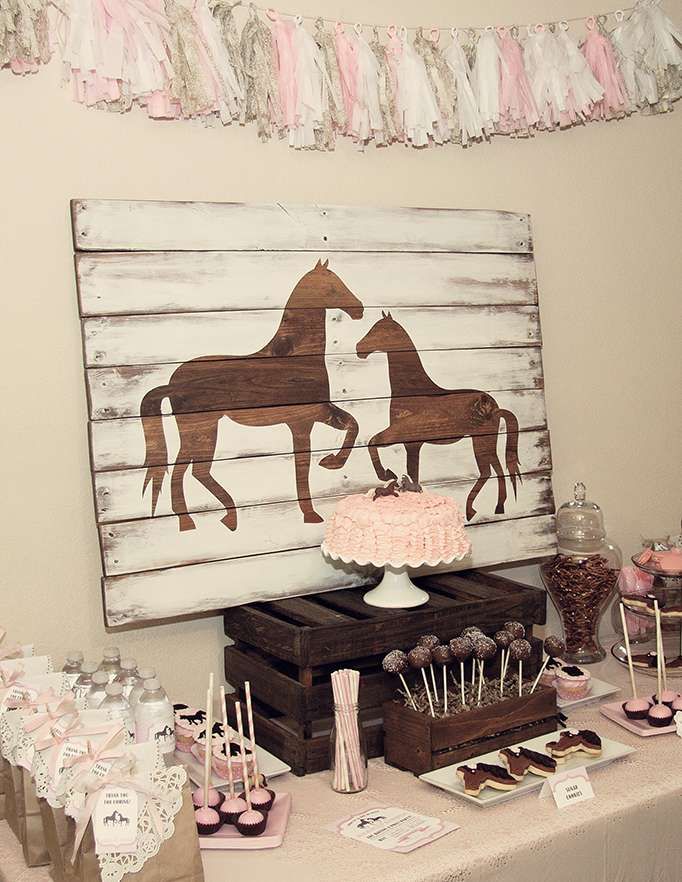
[622,698,651,720]
[449,637,473,707]
[494,630,512,649]
[236,809,267,837]
[671,695,682,713]
[509,638,531,697]
[192,786,224,810]
[238,682,275,812]
[194,674,224,836]
[194,806,222,836]
[494,630,513,696]
[382,649,417,711]
[646,704,673,727]
[234,699,267,837]
[504,621,525,640]
[654,690,679,708]
[530,635,567,694]
[417,634,440,650]
[473,635,497,705]
[408,646,435,716]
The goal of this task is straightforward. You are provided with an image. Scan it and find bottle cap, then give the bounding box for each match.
[66,651,84,663]
[92,671,109,685]
[143,677,161,691]
[137,668,156,680]
[80,662,98,675]
[105,682,123,696]
[102,646,120,660]
[120,658,137,671]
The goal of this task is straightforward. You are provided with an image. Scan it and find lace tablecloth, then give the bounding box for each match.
[2,660,681,882]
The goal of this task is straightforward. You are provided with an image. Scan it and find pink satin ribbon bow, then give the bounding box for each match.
[24,693,78,735]
[71,760,171,860]
[0,667,26,690]
[63,725,127,782]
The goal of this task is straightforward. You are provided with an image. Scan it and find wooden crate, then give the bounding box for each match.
[383,686,558,775]
[224,570,547,776]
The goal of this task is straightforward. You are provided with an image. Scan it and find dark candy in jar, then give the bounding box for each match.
[382,649,409,675]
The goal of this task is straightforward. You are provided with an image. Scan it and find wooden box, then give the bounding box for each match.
[383,686,559,776]
[223,570,547,776]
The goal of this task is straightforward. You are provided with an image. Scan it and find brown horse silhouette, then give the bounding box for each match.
[140,260,364,531]
[356,312,521,521]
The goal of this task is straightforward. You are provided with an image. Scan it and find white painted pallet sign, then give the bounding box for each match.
[72,199,556,627]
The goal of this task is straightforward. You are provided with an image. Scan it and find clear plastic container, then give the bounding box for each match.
[540,482,622,664]
[62,651,84,674]
[114,658,141,700]
[134,677,175,754]
[73,662,98,699]
[129,667,157,708]
[100,682,135,739]
[329,703,368,793]
[98,646,122,682]
[87,670,111,708]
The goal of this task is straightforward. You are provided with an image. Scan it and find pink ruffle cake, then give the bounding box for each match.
[322,488,471,568]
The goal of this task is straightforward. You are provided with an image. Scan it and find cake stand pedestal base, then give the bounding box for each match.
[363,566,429,609]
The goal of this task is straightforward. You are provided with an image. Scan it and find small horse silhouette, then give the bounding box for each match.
[179,710,205,725]
[356,313,522,521]
[103,810,129,826]
[155,725,174,739]
[140,260,364,531]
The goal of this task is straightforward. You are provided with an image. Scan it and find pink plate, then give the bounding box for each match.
[599,700,677,736]
[198,793,291,850]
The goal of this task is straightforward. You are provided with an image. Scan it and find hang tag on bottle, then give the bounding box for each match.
[93,788,138,854]
[539,766,594,808]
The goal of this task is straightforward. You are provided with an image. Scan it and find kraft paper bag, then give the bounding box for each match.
[39,799,73,882]
[58,781,204,882]
[0,754,6,821]
[19,766,52,866]
[2,759,24,841]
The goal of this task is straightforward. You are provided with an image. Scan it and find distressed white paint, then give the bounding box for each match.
[83,306,541,368]
[95,429,551,522]
[103,514,557,626]
[86,347,543,420]
[89,389,548,471]
[77,251,538,316]
[100,473,553,576]
[73,201,532,253]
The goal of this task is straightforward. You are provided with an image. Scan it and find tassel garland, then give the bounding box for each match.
[1,0,680,149]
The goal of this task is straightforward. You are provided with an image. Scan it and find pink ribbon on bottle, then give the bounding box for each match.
[71,758,171,860]
[24,693,78,735]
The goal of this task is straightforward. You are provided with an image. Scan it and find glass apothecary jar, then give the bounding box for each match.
[540,482,622,664]
[329,703,368,793]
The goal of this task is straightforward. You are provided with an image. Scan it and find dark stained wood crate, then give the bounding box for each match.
[224,569,547,775]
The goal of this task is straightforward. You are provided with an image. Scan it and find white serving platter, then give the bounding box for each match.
[199,793,291,850]
[599,700,678,737]
[176,743,290,790]
[419,732,635,807]
[557,676,620,710]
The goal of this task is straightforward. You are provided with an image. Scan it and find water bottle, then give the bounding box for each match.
[114,658,141,700]
[100,682,135,740]
[73,662,98,699]
[98,646,122,682]
[62,651,84,674]
[87,671,110,708]
[134,678,175,755]
[129,667,156,708]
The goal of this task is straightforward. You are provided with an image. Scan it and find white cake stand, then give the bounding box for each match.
[321,545,470,609]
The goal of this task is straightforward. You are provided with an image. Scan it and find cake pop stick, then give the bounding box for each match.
[382,650,417,711]
[494,630,512,697]
[418,635,440,703]
[619,602,638,700]
[244,682,260,787]
[408,647,435,716]
[449,637,473,708]
[235,701,253,809]
[530,635,565,694]
[203,675,214,809]
[220,687,236,798]
[473,637,496,705]
[509,639,531,698]
[432,646,452,715]
[654,600,663,703]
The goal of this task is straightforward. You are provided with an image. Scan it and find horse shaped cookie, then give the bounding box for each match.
[140,260,364,531]
[356,313,522,520]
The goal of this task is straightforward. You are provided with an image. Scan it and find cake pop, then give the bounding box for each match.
[194,674,224,835]
[461,626,484,640]
[671,695,682,713]
[509,638,531,697]
[234,701,267,837]
[417,635,440,702]
[494,630,513,696]
[408,646,435,716]
[218,686,246,825]
[504,622,525,640]
[449,637,473,707]
[530,635,566,694]
[238,682,276,812]
[473,636,497,705]
[618,603,651,720]
[432,645,452,714]
[382,649,417,711]
[646,600,673,728]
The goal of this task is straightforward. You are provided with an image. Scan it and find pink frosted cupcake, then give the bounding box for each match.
[554,665,592,700]
[212,741,254,781]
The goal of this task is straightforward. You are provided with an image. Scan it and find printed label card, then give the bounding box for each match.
[332,806,459,853]
[53,740,90,790]
[0,655,51,677]
[93,788,139,854]
[675,711,682,738]
[539,766,595,809]
[0,684,38,712]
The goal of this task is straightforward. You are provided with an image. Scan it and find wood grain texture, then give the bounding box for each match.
[72,200,532,253]
[86,347,544,420]
[83,306,541,367]
[90,389,548,471]
[94,428,552,522]
[103,514,557,626]
[77,251,538,316]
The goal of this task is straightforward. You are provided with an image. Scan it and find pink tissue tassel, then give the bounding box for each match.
[335,24,358,135]
[497,27,539,133]
[581,16,630,119]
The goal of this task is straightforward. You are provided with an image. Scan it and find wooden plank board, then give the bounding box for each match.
[83,306,541,367]
[76,251,538,316]
[72,201,532,254]
[99,473,554,576]
[103,514,557,626]
[94,428,552,522]
[86,347,544,420]
[89,389,548,471]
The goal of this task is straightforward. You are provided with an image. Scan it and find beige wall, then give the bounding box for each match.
[1,0,680,706]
